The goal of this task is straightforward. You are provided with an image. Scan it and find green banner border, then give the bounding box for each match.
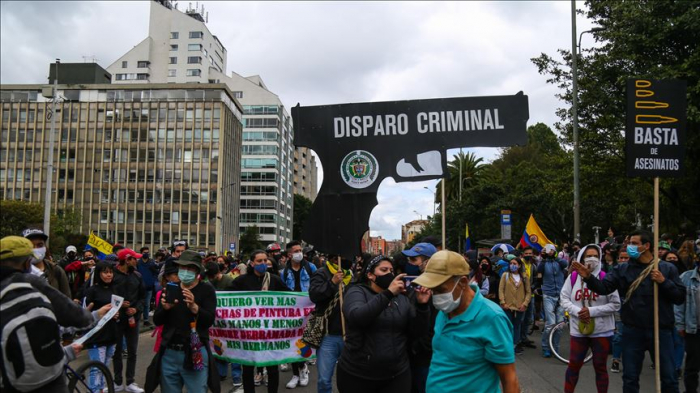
[211,353,316,367]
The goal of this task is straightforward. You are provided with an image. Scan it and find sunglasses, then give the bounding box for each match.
[173,240,187,247]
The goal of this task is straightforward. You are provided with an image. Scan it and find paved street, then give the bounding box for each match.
[74,325,664,393]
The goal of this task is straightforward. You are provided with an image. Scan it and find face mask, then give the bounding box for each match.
[432,279,462,313]
[373,272,395,290]
[584,256,600,271]
[142,253,149,260]
[509,264,519,273]
[627,244,643,259]
[405,263,421,276]
[524,256,533,262]
[178,269,197,284]
[292,252,304,263]
[480,264,490,272]
[254,263,268,275]
[32,246,46,262]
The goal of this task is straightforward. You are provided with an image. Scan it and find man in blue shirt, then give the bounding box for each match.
[536,243,568,357]
[413,250,520,393]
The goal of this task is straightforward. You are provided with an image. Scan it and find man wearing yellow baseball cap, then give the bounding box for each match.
[413,250,521,393]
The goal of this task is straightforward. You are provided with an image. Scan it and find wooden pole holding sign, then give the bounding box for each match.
[626,78,686,393]
[441,180,446,249]
[653,177,660,392]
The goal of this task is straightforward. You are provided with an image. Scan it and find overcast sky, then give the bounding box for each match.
[1,1,596,240]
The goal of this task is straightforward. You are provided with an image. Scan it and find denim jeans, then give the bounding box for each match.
[507,310,525,345]
[143,289,153,322]
[541,294,564,352]
[317,335,344,393]
[672,329,684,371]
[521,297,535,341]
[621,325,678,393]
[612,321,624,360]
[216,359,242,384]
[160,347,209,393]
[87,344,116,391]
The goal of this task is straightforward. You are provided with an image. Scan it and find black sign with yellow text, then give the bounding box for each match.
[626,79,687,177]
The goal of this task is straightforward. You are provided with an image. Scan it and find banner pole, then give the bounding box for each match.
[441,179,446,249]
[653,176,661,393]
[338,256,346,341]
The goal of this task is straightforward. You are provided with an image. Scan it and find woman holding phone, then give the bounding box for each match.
[337,255,432,393]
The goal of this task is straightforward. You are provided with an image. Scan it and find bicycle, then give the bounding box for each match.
[65,360,115,393]
[548,315,593,365]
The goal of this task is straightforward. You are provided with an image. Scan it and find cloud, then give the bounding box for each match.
[1,1,596,240]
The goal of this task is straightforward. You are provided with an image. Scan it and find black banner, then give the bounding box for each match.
[292,93,529,258]
[626,79,687,177]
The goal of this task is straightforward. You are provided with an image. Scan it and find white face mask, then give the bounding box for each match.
[32,247,46,263]
[292,252,303,263]
[584,256,600,271]
[432,279,462,313]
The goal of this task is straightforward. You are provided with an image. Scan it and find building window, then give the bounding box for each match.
[137,73,149,80]
[170,32,179,39]
[233,91,243,99]
[186,69,201,77]
[170,44,178,51]
[189,31,203,39]
[169,57,177,64]
[188,44,202,51]
[168,69,177,77]
[187,56,201,64]
[137,61,149,68]
[121,61,127,68]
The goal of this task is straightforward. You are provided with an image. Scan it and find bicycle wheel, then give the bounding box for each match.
[67,360,115,393]
[549,321,594,365]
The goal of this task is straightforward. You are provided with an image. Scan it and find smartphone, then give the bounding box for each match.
[403,276,418,286]
[165,282,183,304]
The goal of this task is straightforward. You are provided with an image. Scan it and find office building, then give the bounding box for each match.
[293,147,317,202]
[0,81,243,252]
[109,0,309,245]
[401,219,429,244]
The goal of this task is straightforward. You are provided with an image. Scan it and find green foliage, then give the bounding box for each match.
[530,0,700,235]
[293,194,313,241]
[239,225,263,257]
[0,200,87,256]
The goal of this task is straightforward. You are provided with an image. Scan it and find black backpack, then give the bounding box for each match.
[0,276,65,392]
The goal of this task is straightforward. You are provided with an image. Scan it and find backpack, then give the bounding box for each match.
[0,278,65,392]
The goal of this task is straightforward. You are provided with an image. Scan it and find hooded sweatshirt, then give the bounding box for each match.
[560,244,621,337]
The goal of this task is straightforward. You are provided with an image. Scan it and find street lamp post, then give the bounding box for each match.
[423,186,436,218]
[413,210,422,221]
[571,0,604,242]
[43,59,60,240]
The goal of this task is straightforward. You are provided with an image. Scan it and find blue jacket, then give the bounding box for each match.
[675,268,700,334]
[281,261,317,292]
[537,257,568,297]
[136,258,158,289]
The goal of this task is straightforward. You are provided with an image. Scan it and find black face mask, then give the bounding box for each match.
[481,264,490,272]
[524,256,533,262]
[373,272,395,290]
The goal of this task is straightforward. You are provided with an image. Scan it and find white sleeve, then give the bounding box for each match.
[560,276,582,316]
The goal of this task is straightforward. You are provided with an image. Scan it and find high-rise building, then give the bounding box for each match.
[0,81,243,252]
[293,147,318,202]
[110,0,309,246]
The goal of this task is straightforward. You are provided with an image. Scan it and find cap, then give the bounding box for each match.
[505,253,517,261]
[659,241,672,250]
[175,250,203,272]
[163,260,179,276]
[412,250,470,289]
[66,245,77,253]
[22,228,48,241]
[0,236,35,260]
[402,242,437,258]
[544,244,557,254]
[117,248,143,261]
[266,243,281,252]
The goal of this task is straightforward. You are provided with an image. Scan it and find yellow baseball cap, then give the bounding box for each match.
[412,250,471,289]
[0,236,35,260]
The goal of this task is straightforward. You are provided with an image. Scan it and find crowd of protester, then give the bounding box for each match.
[1,225,699,393]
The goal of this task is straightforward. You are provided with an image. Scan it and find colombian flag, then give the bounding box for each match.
[464,223,472,252]
[85,232,113,259]
[519,214,553,252]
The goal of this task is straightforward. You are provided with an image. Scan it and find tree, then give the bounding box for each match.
[531,0,700,235]
[0,200,44,238]
[293,194,313,241]
[239,225,263,257]
[434,151,486,203]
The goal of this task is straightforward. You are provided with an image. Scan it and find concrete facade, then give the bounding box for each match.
[0,83,243,252]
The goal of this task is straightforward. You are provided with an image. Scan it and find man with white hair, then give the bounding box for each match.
[536,244,568,358]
